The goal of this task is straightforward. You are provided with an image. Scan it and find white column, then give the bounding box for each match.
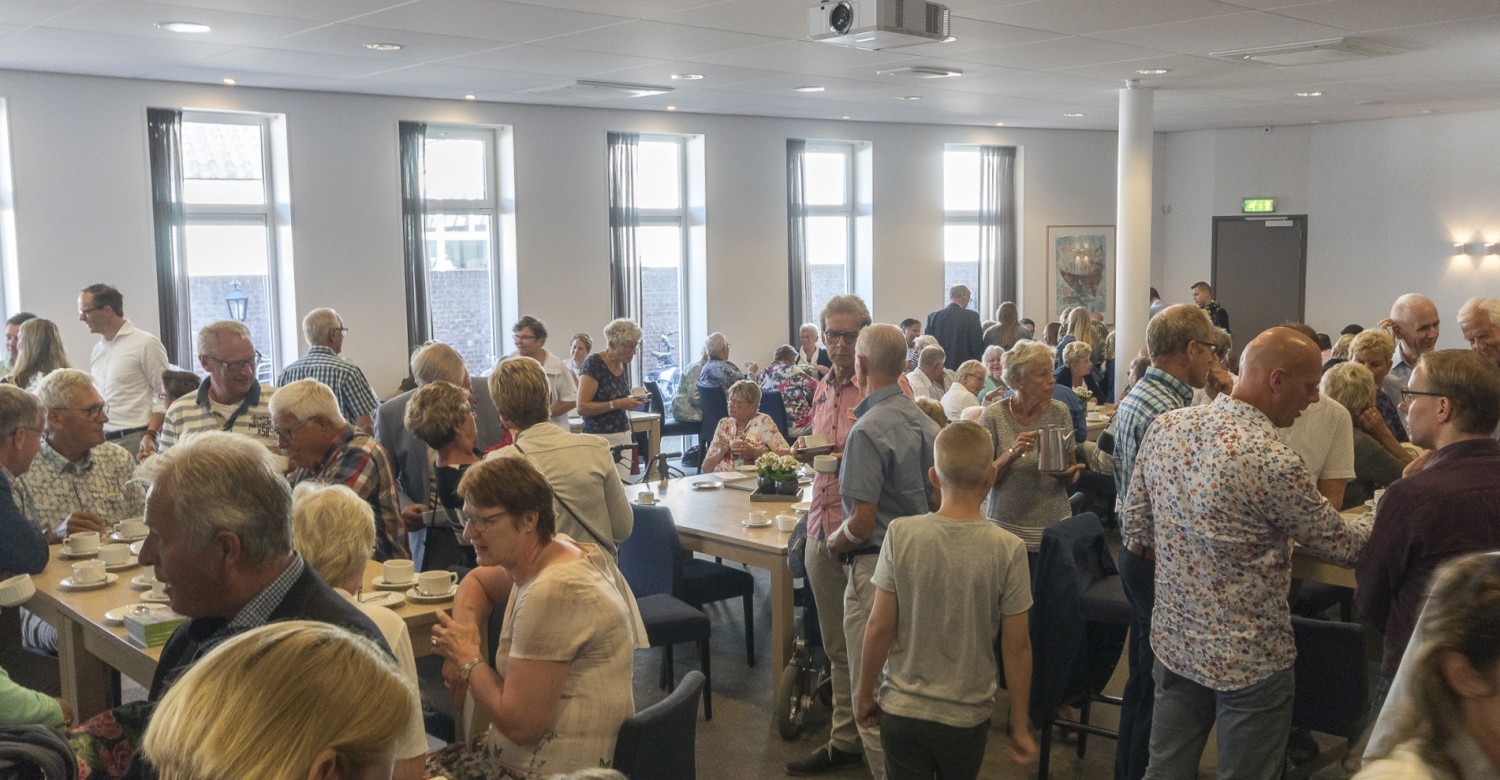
[1115,81,1154,399]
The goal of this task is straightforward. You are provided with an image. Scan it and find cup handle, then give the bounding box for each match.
[446,572,458,586]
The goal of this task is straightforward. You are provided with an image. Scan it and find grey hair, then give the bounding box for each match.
[855,324,907,377]
[1146,304,1212,359]
[301,308,342,347]
[705,332,729,360]
[956,359,986,382]
[0,385,40,440]
[268,379,345,427]
[1321,362,1376,417]
[1390,293,1436,322]
[819,295,872,334]
[143,431,292,566]
[728,378,762,408]
[982,345,1005,363]
[799,322,820,337]
[410,341,467,386]
[603,318,643,346]
[1330,333,1355,362]
[292,482,374,587]
[914,335,939,351]
[1003,340,1053,388]
[1458,297,1500,328]
[31,368,96,411]
[196,321,252,358]
[918,345,946,369]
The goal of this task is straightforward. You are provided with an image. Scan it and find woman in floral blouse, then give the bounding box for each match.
[759,345,817,436]
[701,380,791,473]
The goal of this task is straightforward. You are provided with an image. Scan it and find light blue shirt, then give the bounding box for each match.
[838,383,940,549]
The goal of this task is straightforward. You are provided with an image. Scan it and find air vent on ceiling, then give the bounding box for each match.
[1212,37,1404,66]
[525,80,673,99]
[876,65,962,79]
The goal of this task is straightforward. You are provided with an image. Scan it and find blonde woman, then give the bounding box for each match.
[1053,307,1095,369]
[701,379,790,473]
[4,318,69,390]
[1321,362,1411,509]
[575,318,645,448]
[142,620,416,780]
[941,359,986,422]
[1350,328,1407,443]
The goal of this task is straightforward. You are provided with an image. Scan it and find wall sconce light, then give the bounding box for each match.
[1454,242,1470,256]
[1485,243,1498,256]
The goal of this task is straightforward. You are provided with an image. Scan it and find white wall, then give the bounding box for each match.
[0,69,1120,395]
[1157,114,1500,349]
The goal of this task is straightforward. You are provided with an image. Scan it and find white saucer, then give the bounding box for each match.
[790,502,811,512]
[357,590,405,608]
[104,557,138,573]
[735,465,757,474]
[129,541,143,556]
[692,480,724,490]
[105,603,155,626]
[111,531,147,543]
[635,499,660,507]
[57,549,98,560]
[370,576,418,591]
[130,574,159,589]
[1364,499,1377,509]
[742,519,773,528]
[140,590,172,603]
[59,573,118,591]
[406,586,458,603]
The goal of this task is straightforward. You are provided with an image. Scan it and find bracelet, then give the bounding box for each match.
[609,399,615,410]
[459,657,484,681]
[143,430,159,438]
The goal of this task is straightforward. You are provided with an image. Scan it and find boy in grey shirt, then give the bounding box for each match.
[854,421,1037,778]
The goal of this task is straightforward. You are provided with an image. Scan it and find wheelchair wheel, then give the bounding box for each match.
[776,661,809,740]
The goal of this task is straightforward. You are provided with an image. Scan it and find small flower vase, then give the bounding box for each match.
[757,476,776,493]
[775,478,801,495]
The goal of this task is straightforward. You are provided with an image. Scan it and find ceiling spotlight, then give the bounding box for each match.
[670,73,703,80]
[894,95,922,101]
[464,94,476,100]
[877,66,962,79]
[364,42,404,51]
[1136,68,1171,75]
[156,21,211,33]
[1295,91,1323,97]
[791,85,825,93]
[222,77,236,85]
[1063,112,1085,117]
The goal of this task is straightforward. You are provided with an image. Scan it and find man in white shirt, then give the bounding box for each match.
[1281,324,1356,508]
[1380,293,1440,406]
[508,315,577,427]
[903,345,948,402]
[78,284,168,461]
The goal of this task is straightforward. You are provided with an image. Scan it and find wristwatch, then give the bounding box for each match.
[459,657,484,682]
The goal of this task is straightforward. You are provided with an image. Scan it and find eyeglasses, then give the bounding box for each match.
[512,333,538,342]
[1194,340,1220,355]
[273,418,313,440]
[1399,388,1445,402]
[78,305,105,317]
[461,509,513,531]
[206,351,263,373]
[335,327,350,335]
[53,403,108,419]
[824,330,861,345]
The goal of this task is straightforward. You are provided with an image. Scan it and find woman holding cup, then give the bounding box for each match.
[700,380,790,473]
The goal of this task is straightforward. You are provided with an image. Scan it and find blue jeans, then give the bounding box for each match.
[1114,547,1155,780]
[1143,662,1294,780]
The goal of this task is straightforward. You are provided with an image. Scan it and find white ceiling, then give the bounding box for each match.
[3,0,1499,131]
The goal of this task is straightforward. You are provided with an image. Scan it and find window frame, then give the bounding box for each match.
[634,133,691,382]
[943,144,982,314]
[802,140,858,321]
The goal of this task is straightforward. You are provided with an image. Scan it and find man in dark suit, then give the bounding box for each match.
[924,284,984,370]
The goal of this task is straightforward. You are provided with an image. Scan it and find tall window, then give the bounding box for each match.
[633,135,689,385]
[789,140,868,334]
[944,144,1018,316]
[419,126,501,375]
[944,147,981,311]
[176,112,286,377]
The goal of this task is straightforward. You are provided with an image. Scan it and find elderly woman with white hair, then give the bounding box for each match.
[980,345,1009,404]
[941,359,986,422]
[1053,340,1097,443]
[575,318,646,448]
[701,379,791,473]
[980,340,1082,556]
[797,322,832,379]
[1321,362,1411,509]
[291,483,429,780]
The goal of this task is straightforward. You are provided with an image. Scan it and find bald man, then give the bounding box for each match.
[1123,328,1372,780]
[1379,293,1440,406]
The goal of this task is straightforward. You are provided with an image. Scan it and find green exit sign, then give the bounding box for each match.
[1242,198,1276,213]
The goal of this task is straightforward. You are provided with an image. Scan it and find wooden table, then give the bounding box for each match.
[26,555,448,716]
[625,476,797,685]
[569,411,663,477]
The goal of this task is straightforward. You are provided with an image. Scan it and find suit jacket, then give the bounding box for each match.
[0,478,47,577]
[374,382,503,506]
[925,302,984,369]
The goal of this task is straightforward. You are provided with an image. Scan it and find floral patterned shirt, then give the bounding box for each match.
[1122,394,1372,690]
[708,413,789,473]
[759,362,818,430]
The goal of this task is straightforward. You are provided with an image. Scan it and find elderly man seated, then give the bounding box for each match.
[0,386,47,578]
[67,431,389,779]
[270,379,405,561]
[154,321,277,454]
[904,344,949,401]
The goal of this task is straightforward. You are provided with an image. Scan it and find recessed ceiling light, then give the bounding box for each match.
[464,94,476,100]
[841,115,851,119]
[156,21,211,33]
[894,95,922,101]
[995,122,1004,126]
[670,73,703,81]
[1295,91,1323,97]
[1063,112,1085,117]
[666,105,677,111]
[791,86,825,93]
[222,78,236,85]
[1135,68,1171,75]
[364,42,404,51]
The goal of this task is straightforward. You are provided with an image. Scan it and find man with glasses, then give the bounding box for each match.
[2,311,36,374]
[1356,349,1500,712]
[0,385,47,578]
[78,283,169,460]
[277,307,379,435]
[155,321,279,455]
[507,315,577,427]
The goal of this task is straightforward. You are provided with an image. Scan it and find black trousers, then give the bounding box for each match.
[1114,546,1156,780]
[880,712,989,780]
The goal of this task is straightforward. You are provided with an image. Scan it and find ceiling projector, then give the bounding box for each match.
[808,0,951,50]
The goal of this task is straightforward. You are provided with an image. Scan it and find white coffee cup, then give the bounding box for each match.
[813,454,839,474]
[63,531,100,555]
[1372,488,1386,503]
[776,514,798,533]
[71,560,107,585]
[0,574,35,607]
[118,518,147,538]
[98,543,131,567]
[630,386,648,399]
[150,578,168,598]
[141,565,156,582]
[383,560,415,585]
[637,491,657,505]
[418,570,458,596]
[747,510,768,525]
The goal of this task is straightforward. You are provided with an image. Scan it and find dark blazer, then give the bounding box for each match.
[925,302,984,369]
[0,478,47,577]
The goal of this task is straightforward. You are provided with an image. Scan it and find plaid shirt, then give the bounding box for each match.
[15,440,145,535]
[1112,367,1194,549]
[289,426,403,554]
[159,378,279,452]
[277,346,379,423]
[226,555,305,632]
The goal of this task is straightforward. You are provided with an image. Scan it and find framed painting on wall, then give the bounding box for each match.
[1047,225,1115,321]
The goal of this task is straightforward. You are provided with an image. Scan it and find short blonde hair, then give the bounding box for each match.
[603,318,643,347]
[915,396,948,428]
[934,420,992,491]
[491,356,550,430]
[1321,361,1376,417]
[1146,304,1212,359]
[1350,328,1395,358]
[404,380,469,449]
[728,378,761,408]
[143,621,414,780]
[1003,340,1053,388]
[292,483,374,587]
[1062,340,1092,367]
[956,359,986,382]
[268,378,345,427]
[1330,333,1355,362]
[301,308,343,347]
[856,324,907,377]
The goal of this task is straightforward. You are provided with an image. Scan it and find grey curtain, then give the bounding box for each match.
[978,146,1018,312]
[146,108,189,365]
[398,121,430,352]
[606,132,641,328]
[786,139,809,341]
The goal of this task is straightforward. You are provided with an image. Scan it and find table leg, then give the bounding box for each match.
[56,617,114,716]
[647,420,662,480]
[769,563,795,682]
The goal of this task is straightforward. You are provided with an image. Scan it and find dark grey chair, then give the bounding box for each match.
[612,670,705,780]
